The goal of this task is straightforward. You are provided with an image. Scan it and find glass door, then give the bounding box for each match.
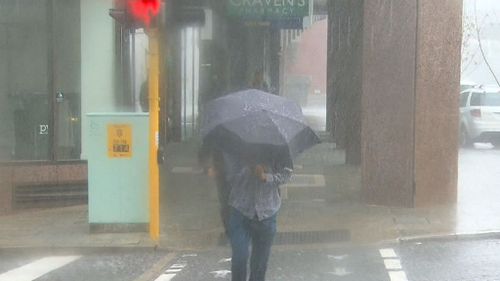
[0,0,81,162]
[0,0,51,161]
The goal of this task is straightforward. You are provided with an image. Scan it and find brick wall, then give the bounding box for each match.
[0,162,87,214]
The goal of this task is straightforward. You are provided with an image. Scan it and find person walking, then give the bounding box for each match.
[199,89,319,280]
[223,151,293,281]
[198,143,231,236]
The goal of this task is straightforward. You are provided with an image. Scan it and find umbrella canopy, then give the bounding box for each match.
[200,89,320,162]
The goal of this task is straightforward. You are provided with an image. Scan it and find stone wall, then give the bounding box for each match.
[360,0,418,207]
[0,163,87,214]
[327,0,461,207]
[414,0,461,206]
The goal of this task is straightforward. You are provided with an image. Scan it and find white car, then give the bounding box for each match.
[459,86,500,147]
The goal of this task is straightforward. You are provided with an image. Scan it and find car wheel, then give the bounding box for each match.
[459,126,472,148]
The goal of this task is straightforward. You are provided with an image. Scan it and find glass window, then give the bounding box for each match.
[482,92,500,106]
[460,92,469,107]
[0,1,51,161]
[0,0,81,161]
[53,0,81,160]
[470,92,500,107]
[470,93,481,106]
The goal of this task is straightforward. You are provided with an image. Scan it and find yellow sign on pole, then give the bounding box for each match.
[107,124,133,158]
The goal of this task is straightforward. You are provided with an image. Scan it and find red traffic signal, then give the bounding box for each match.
[127,0,161,27]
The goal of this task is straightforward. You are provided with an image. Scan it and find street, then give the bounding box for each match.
[0,248,171,281]
[148,239,500,281]
[457,145,500,233]
[2,239,499,281]
[0,147,499,281]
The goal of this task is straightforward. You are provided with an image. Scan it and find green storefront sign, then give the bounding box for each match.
[228,0,309,20]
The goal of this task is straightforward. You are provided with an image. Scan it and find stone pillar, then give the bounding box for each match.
[327,0,364,165]
[413,0,461,206]
[360,0,461,207]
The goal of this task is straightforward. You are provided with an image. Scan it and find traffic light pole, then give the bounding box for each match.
[148,28,160,241]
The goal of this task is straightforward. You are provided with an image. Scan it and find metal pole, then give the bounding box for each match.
[131,30,136,108]
[182,29,188,139]
[148,28,160,241]
[191,28,196,137]
[47,0,56,161]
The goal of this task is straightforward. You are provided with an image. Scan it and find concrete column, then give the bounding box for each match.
[413,0,462,206]
[80,0,116,159]
[360,0,461,207]
[327,0,363,165]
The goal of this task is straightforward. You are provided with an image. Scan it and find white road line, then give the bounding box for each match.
[165,268,182,273]
[384,259,402,270]
[181,254,198,257]
[389,271,408,281]
[0,256,81,281]
[170,264,186,269]
[327,254,348,260]
[327,267,351,277]
[154,273,176,281]
[217,258,231,263]
[210,270,231,278]
[379,248,397,258]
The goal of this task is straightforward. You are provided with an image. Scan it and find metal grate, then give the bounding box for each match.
[218,230,350,246]
[14,183,88,209]
[274,230,350,245]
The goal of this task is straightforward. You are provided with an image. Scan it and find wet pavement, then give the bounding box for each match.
[0,248,172,281]
[136,239,500,281]
[158,141,500,249]
[0,144,499,250]
[456,145,500,233]
[401,239,500,281]
[1,239,499,281]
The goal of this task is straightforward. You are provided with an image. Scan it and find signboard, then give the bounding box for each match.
[227,0,309,20]
[107,124,132,158]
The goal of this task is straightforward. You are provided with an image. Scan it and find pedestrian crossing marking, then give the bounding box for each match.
[154,273,176,281]
[389,271,408,281]
[327,254,348,260]
[0,256,81,281]
[327,267,351,276]
[165,268,182,273]
[384,259,402,270]
[210,270,231,278]
[217,257,231,263]
[379,248,397,258]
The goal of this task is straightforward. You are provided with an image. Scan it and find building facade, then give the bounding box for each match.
[0,0,462,214]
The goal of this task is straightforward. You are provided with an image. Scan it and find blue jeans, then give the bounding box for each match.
[229,208,277,281]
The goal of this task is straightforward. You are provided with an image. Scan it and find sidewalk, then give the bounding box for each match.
[1,143,500,250]
[1,200,500,250]
[0,205,154,249]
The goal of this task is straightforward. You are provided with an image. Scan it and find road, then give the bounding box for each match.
[155,239,500,281]
[457,145,500,232]
[0,248,171,281]
[1,147,499,281]
[1,239,499,281]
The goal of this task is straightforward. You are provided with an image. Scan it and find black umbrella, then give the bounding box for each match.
[200,89,320,163]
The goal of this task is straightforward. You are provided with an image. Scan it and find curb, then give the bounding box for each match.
[133,252,178,281]
[399,231,500,243]
[0,245,161,254]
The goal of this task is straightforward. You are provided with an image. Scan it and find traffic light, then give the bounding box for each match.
[127,0,161,27]
[109,0,161,29]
